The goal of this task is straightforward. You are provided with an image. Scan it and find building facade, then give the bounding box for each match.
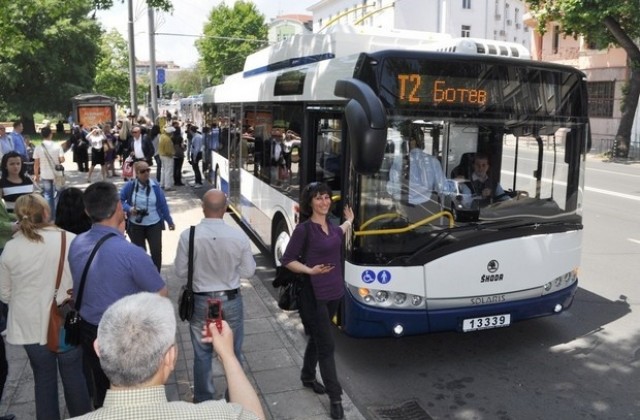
[307,0,530,50]
[524,15,639,157]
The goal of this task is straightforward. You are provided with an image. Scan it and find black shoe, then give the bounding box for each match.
[302,379,326,394]
[330,401,344,419]
[0,414,16,420]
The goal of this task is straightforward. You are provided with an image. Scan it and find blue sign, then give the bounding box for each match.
[157,68,166,84]
[377,270,391,284]
[361,270,376,284]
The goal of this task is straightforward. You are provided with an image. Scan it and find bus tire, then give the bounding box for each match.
[272,218,290,267]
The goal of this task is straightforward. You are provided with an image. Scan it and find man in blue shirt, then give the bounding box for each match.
[69,182,167,408]
[9,122,27,161]
[188,125,204,188]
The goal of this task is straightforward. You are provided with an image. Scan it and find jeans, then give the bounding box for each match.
[41,179,56,219]
[189,292,244,402]
[23,344,92,420]
[154,154,162,181]
[127,220,163,271]
[79,320,109,408]
[301,299,343,402]
[191,152,203,184]
[0,335,7,401]
[174,157,184,185]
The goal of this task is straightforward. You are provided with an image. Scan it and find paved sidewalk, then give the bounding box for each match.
[0,149,365,419]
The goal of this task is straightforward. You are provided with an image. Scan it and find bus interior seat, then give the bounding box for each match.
[450,152,475,179]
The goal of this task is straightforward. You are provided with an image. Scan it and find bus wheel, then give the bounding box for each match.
[272,219,290,267]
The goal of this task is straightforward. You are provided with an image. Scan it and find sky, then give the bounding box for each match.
[96,0,318,68]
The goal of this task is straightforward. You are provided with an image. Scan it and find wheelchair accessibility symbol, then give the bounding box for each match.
[361,270,392,284]
[361,270,376,284]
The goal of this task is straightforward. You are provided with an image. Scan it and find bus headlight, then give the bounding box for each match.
[375,290,389,303]
[348,285,425,309]
[542,268,578,295]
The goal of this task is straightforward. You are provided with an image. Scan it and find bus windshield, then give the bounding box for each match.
[351,54,588,264]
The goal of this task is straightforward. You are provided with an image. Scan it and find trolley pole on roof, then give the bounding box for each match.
[148,6,158,122]
[127,0,138,118]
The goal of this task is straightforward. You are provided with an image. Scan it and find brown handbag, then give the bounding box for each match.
[46,231,70,353]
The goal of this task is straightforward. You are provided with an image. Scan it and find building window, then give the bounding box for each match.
[587,81,615,118]
[461,25,471,37]
[463,0,471,9]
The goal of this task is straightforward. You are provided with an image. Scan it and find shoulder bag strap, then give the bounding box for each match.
[41,143,57,168]
[74,232,117,311]
[186,226,195,291]
[53,231,66,300]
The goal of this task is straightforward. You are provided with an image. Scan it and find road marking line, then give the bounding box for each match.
[585,187,640,202]
[629,238,640,245]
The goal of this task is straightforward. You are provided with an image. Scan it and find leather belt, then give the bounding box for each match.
[195,288,240,299]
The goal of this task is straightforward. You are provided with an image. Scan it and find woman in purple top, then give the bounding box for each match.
[280,182,354,420]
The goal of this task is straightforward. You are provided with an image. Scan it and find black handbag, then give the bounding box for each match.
[65,232,116,345]
[277,273,305,310]
[273,222,310,311]
[178,226,196,321]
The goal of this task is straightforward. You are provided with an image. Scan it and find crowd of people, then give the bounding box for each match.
[0,118,354,420]
[0,119,267,420]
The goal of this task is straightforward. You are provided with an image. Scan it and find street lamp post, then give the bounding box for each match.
[148,6,158,122]
[127,0,138,118]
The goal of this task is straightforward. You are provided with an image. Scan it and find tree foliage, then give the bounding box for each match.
[165,66,207,97]
[196,1,268,85]
[94,29,131,103]
[526,0,640,157]
[0,0,102,132]
[91,0,172,12]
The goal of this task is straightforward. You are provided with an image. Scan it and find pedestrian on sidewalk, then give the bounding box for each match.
[69,182,168,408]
[188,125,203,188]
[0,199,17,420]
[33,126,64,219]
[0,194,92,420]
[158,125,175,190]
[120,161,175,272]
[174,189,256,402]
[68,292,264,420]
[172,121,185,186]
[0,151,34,213]
[280,181,355,420]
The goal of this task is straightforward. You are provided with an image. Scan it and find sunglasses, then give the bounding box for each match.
[138,168,151,174]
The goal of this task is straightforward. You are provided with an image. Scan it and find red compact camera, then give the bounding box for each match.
[206,298,223,336]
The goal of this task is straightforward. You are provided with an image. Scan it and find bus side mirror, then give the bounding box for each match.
[334,78,387,175]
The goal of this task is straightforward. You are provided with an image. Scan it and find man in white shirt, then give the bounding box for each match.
[33,126,64,218]
[174,189,256,403]
[127,126,154,167]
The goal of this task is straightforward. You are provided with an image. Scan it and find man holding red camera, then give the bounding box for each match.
[174,189,256,402]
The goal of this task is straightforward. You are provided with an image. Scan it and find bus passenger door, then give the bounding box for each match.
[227,104,243,211]
[305,112,344,193]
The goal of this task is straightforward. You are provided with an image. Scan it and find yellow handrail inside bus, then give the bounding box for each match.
[358,212,405,231]
[354,211,454,236]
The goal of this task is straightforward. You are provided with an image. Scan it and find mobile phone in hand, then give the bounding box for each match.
[206,298,223,336]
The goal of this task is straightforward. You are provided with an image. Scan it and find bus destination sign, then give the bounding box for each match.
[397,74,488,106]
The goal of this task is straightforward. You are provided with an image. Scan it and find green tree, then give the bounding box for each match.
[94,29,131,103]
[0,0,102,133]
[91,0,172,12]
[526,1,640,158]
[196,1,268,85]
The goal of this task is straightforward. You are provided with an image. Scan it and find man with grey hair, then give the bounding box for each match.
[174,188,256,403]
[69,181,168,408]
[69,292,264,419]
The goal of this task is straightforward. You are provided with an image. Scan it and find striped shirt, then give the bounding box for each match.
[0,177,34,212]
